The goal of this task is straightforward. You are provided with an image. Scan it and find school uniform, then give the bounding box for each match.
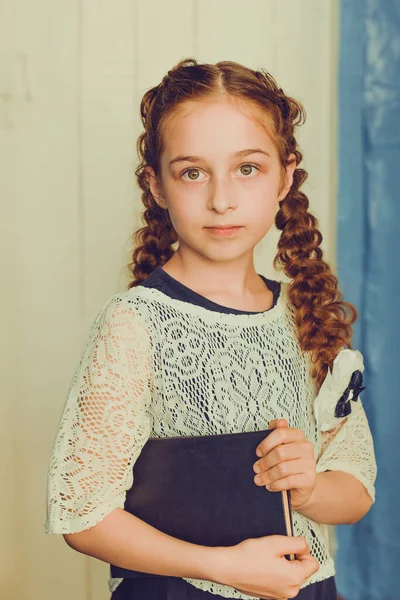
[45,265,376,600]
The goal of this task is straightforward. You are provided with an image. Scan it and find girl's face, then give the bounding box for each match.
[147,97,296,265]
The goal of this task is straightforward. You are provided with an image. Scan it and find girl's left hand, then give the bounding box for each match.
[253,419,317,511]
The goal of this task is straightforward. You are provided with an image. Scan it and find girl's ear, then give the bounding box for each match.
[145,166,167,209]
[278,153,297,202]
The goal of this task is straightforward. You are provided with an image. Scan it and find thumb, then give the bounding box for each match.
[291,552,320,583]
[273,535,310,557]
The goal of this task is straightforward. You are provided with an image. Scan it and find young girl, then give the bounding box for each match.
[45,58,377,600]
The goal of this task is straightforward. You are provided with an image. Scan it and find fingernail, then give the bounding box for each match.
[256,448,262,457]
[254,463,261,473]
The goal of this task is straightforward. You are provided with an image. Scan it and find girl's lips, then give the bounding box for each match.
[205,226,243,236]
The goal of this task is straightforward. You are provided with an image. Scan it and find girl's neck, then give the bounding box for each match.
[160,258,274,313]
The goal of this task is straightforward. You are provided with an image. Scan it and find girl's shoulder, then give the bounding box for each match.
[84,288,155,353]
[94,285,156,316]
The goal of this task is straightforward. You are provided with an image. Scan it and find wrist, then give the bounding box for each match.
[294,478,319,514]
[198,545,233,585]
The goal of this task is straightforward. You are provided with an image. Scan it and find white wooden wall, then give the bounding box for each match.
[1,1,339,598]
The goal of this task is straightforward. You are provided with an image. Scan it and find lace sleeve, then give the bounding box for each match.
[44,295,153,534]
[316,397,377,503]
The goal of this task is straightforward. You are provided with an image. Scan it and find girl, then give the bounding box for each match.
[45,58,377,600]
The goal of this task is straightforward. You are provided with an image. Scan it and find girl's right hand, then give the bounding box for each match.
[213,535,320,600]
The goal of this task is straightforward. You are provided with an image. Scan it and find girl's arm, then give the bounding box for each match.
[303,397,377,524]
[253,404,376,526]
[45,296,155,538]
[63,507,219,580]
[295,470,373,525]
[64,507,320,598]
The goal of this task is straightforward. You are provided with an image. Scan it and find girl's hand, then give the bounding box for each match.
[253,419,317,511]
[214,534,320,600]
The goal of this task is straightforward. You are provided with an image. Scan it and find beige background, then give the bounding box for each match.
[1,1,339,598]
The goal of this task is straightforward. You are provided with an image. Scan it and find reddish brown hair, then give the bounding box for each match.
[127,57,357,387]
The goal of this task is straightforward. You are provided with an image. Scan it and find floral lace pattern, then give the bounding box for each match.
[45,283,377,597]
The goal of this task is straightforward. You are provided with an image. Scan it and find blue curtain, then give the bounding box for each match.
[336,1,400,599]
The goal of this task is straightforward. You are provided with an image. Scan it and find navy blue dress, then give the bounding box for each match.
[110,265,337,600]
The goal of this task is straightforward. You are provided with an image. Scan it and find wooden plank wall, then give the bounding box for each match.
[0,1,338,598]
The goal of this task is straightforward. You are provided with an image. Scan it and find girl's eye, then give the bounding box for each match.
[238,164,259,177]
[181,168,205,181]
[181,164,259,181]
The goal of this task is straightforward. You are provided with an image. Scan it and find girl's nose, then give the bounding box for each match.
[207,177,237,212]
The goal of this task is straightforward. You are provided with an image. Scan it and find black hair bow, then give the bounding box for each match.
[334,370,366,418]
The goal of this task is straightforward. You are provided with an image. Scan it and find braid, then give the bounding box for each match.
[127,151,177,288]
[274,167,357,386]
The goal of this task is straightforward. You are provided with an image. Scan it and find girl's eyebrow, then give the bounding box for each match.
[168,148,271,166]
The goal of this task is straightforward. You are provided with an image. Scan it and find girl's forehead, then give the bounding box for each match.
[161,98,277,157]
[165,96,270,129]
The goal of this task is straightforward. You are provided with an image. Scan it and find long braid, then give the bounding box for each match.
[274,165,357,386]
[127,73,181,288]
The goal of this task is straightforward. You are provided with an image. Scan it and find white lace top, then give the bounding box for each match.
[44,275,377,598]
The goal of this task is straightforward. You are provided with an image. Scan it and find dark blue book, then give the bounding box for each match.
[110,428,294,578]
